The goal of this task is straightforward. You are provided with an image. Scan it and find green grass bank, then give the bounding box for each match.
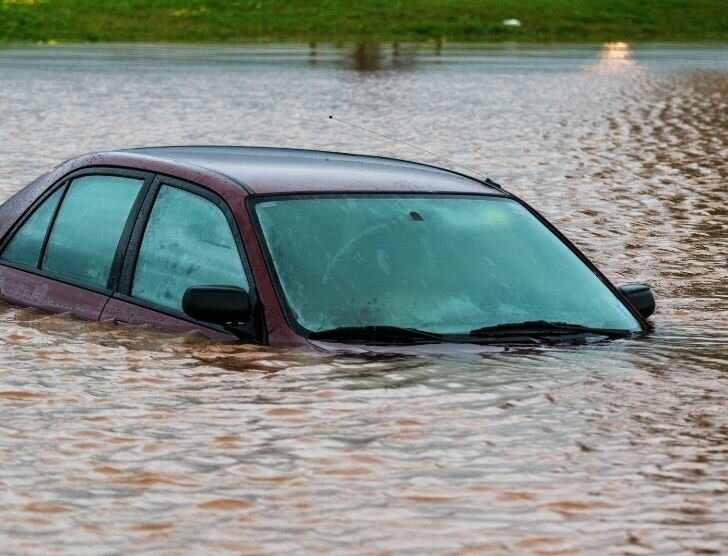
[1,0,726,44]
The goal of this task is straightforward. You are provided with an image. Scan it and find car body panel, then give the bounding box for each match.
[99,296,234,340]
[233,197,305,346]
[0,265,108,320]
[124,146,503,196]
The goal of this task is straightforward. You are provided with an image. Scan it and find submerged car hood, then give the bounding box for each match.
[307,339,511,356]
[306,330,628,355]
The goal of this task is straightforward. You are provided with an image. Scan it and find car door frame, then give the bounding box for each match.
[104,173,266,343]
[0,166,154,321]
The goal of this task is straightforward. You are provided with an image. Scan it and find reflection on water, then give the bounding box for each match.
[345,43,418,72]
[0,43,727,554]
[590,41,641,74]
[1,41,725,73]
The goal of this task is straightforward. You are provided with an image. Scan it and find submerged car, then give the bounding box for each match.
[0,146,654,353]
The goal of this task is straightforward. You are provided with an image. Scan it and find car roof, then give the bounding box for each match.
[116,146,504,196]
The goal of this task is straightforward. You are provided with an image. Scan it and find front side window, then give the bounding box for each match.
[131,185,248,312]
[42,175,143,287]
[253,195,642,335]
[2,186,65,268]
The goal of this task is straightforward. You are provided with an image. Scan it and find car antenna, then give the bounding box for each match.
[328,115,492,183]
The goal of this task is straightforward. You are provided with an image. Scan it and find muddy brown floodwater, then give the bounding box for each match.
[0,43,726,555]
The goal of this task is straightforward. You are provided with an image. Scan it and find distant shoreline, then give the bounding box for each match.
[1,1,726,45]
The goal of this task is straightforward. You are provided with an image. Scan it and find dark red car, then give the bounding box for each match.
[0,147,654,353]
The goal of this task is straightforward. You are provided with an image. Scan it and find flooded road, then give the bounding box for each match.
[0,43,727,554]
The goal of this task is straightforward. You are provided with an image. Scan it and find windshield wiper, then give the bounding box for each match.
[468,320,632,339]
[308,322,632,345]
[308,325,448,344]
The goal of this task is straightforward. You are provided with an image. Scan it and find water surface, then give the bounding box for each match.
[0,43,726,554]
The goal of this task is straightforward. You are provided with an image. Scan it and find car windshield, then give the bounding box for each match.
[253,195,642,335]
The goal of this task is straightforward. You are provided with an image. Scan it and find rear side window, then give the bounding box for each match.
[131,185,248,312]
[42,175,143,288]
[2,186,65,267]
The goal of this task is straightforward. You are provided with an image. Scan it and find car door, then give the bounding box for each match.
[100,176,257,341]
[0,169,150,320]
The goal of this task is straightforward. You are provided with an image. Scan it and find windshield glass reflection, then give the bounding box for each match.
[254,195,641,334]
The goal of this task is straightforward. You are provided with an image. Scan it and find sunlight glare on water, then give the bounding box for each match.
[0,42,726,554]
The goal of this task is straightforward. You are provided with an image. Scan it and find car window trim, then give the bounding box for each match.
[38,168,154,290]
[106,173,157,291]
[116,175,264,341]
[116,175,162,295]
[118,176,255,296]
[37,182,70,270]
[0,180,68,259]
[0,167,155,295]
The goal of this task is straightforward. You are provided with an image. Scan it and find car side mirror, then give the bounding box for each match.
[182,285,252,326]
[618,283,655,319]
